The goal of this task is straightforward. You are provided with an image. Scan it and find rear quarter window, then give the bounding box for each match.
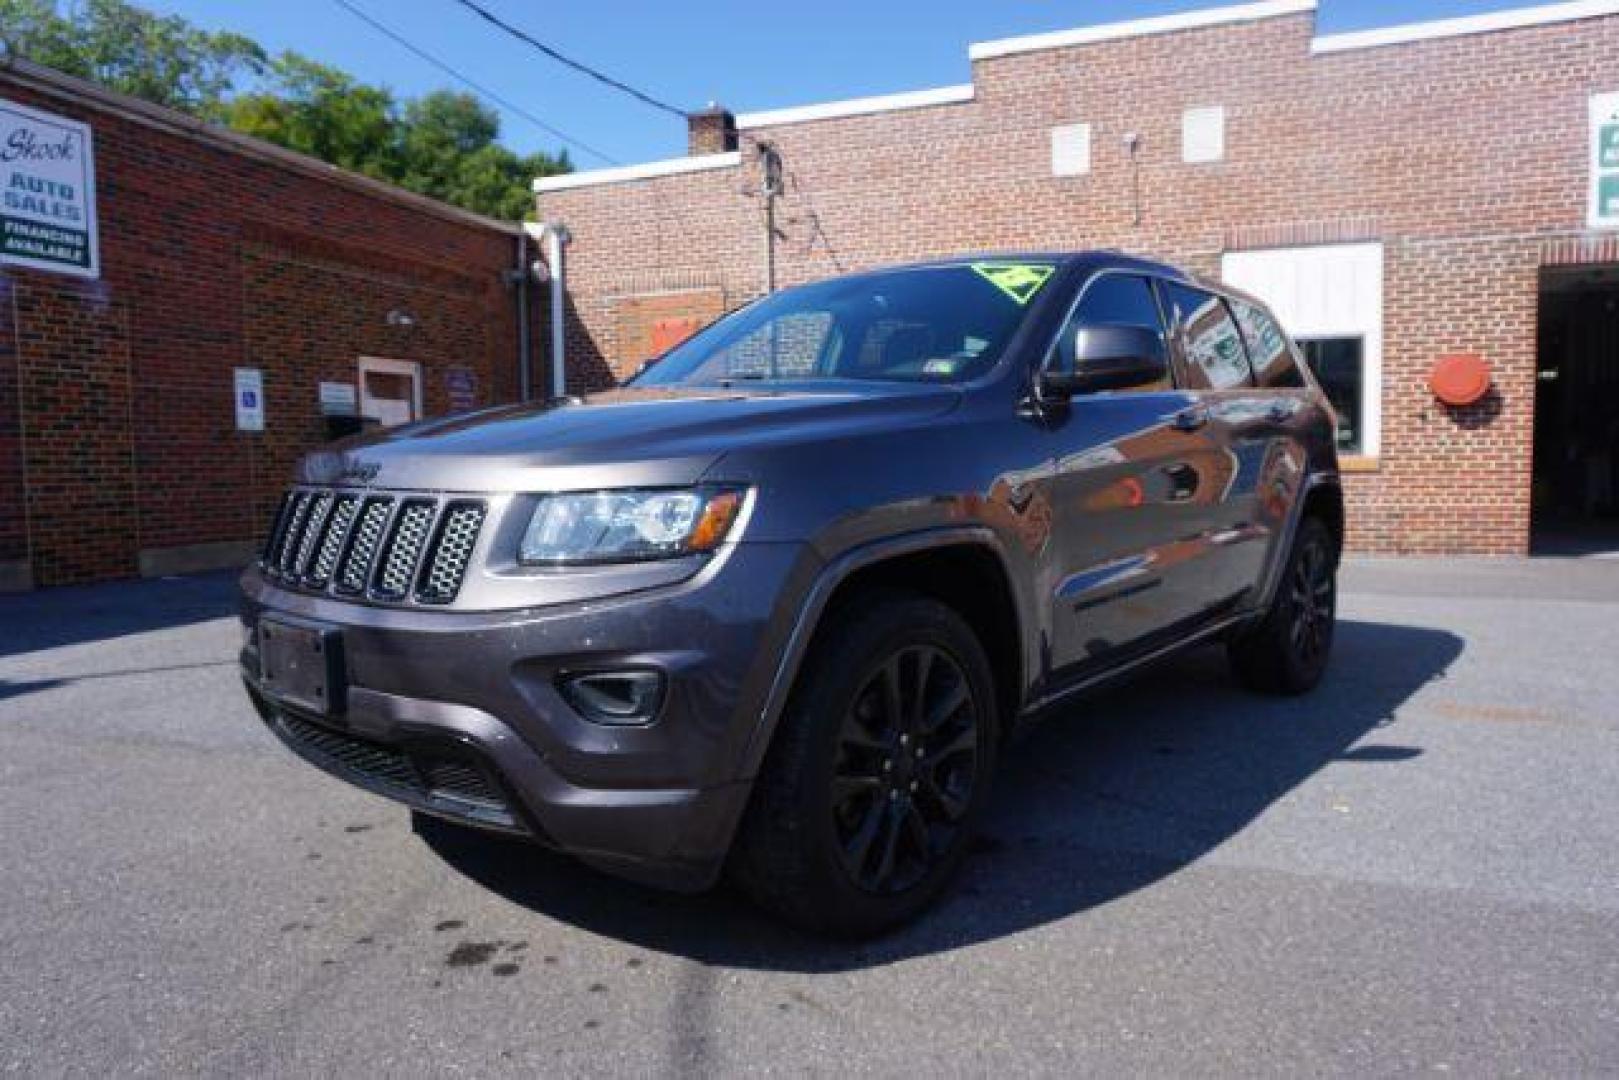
[1229,298,1307,388]
[1162,282,1253,391]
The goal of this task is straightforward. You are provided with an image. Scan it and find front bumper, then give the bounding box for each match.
[240,541,814,891]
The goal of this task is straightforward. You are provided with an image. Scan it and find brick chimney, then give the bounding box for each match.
[687,105,738,156]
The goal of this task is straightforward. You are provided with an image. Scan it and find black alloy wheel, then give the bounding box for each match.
[1287,527,1335,671]
[732,591,998,936]
[1228,515,1338,695]
[831,644,980,895]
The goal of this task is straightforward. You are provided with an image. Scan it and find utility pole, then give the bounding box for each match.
[758,141,783,294]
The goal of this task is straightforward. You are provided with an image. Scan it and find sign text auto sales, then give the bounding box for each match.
[0,98,99,278]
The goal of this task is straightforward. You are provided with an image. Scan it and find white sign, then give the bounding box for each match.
[234,368,265,432]
[1,97,99,278]
[1050,123,1092,177]
[319,381,358,416]
[1592,92,1619,231]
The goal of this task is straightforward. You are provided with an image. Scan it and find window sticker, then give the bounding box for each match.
[922,358,959,375]
[971,262,1056,306]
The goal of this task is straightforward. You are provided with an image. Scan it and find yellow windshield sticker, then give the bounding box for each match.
[972,262,1056,306]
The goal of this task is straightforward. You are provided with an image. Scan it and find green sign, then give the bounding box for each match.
[972,262,1055,306]
[1,98,98,278]
[1601,175,1619,222]
[1603,124,1619,170]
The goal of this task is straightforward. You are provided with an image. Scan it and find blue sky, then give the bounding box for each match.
[150,0,1544,166]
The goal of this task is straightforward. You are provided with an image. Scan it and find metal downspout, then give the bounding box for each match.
[534,221,571,399]
[514,226,532,401]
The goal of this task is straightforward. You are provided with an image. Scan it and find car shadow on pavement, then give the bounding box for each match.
[417,618,1462,972]
[0,570,240,659]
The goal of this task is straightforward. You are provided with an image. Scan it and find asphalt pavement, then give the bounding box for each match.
[1,558,1616,1076]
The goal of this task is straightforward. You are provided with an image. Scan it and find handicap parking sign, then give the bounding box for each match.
[234,368,264,432]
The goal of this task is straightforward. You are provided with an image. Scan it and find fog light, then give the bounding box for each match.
[559,670,665,726]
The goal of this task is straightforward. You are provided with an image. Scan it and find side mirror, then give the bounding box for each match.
[1042,324,1169,397]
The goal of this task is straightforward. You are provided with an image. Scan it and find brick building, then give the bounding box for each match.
[0,58,545,589]
[534,0,1619,556]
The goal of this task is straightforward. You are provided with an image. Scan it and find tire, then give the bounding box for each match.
[732,590,998,937]
[1228,515,1337,695]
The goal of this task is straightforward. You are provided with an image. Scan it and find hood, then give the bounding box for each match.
[297,383,962,493]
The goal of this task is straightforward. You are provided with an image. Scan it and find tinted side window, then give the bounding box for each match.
[1049,272,1171,392]
[1229,298,1306,388]
[1162,283,1253,391]
[1074,273,1165,331]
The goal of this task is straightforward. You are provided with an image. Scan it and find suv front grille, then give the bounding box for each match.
[261,487,487,606]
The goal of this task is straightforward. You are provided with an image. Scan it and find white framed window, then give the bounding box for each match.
[1051,122,1092,177]
[1182,106,1225,164]
[1221,242,1385,459]
[357,356,423,428]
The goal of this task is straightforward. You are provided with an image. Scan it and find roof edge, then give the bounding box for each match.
[736,84,974,130]
[0,56,521,234]
[533,151,740,194]
[1311,0,1619,53]
[968,0,1317,61]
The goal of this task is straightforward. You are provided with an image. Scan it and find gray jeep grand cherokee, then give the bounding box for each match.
[240,252,1341,935]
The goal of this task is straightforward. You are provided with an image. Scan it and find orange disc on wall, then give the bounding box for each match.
[1430,354,1491,407]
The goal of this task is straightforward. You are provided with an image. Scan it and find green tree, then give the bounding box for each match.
[223,53,400,182]
[0,0,264,115]
[0,0,571,219]
[393,91,570,219]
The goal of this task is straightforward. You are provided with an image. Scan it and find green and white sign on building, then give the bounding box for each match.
[1,97,98,278]
[1593,92,1619,231]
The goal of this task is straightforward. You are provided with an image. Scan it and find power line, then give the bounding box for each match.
[439,0,846,278]
[784,163,846,273]
[329,0,618,166]
[447,0,688,120]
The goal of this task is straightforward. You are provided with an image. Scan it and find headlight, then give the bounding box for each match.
[518,488,745,565]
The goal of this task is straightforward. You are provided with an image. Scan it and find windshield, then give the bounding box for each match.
[632,263,1058,388]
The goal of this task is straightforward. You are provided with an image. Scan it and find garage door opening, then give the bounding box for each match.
[1533,265,1619,555]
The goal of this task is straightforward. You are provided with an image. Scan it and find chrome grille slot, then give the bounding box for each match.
[261,491,294,567]
[415,501,487,604]
[306,495,359,588]
[372,499,437,601]
[291,492,335,579]
[335,497,394,595]
[274,492,314,576]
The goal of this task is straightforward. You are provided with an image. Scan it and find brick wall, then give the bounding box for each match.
[537,7,1619,555]
[0,64,540,585]
[11,280,137,582]
[0,284,22,576]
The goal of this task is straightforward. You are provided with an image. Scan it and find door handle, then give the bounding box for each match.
[1171,405,1210,432]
